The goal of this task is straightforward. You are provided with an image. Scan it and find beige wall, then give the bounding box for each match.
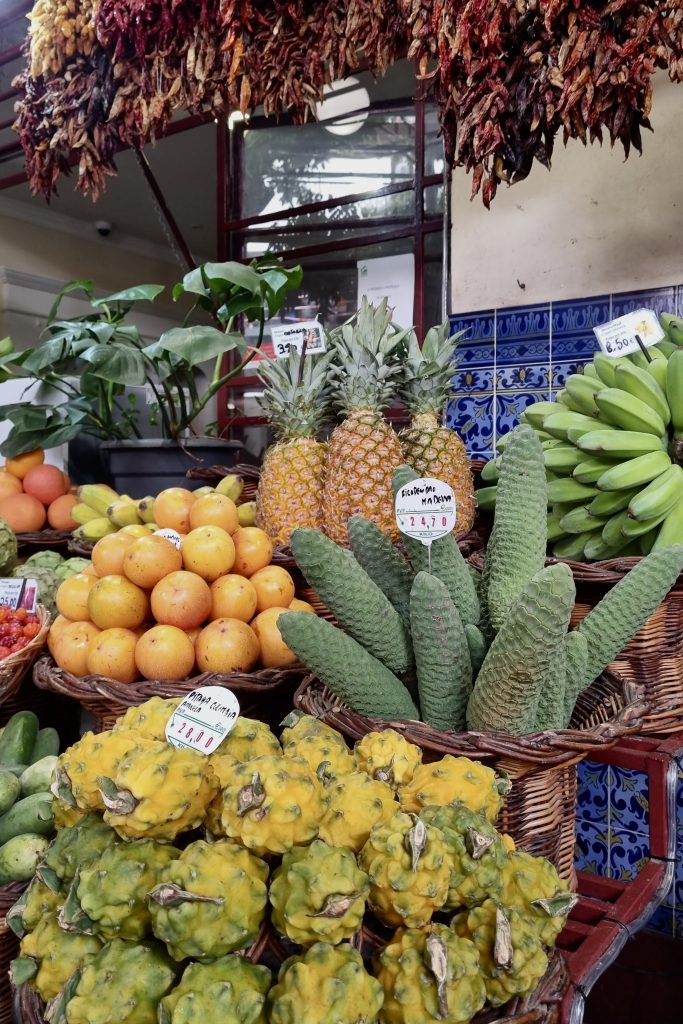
[451,74,683,312]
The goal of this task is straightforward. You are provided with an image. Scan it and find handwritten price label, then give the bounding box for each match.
[395,477,457,547]
[154,529,183,550]
[593,308,664,359]
[165,686,240,755]
[270,321,326,359]
[0,578,38,612]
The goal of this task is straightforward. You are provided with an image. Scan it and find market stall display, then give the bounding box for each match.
[0,450,76,551]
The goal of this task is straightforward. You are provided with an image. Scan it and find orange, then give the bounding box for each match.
[0,493,46,532]
[86,627,139,683]
[250,565,295,613]
[56,573,96,621]
[0,474,22,500]
[195,618,260,674]
[154,487,196,533]
[51,621,101,677]
[87,575,149,630]
[185,626,201,645]
[232,527,273,577]
[135,625,196,681]
[150,571,212,630]
[122,534,183,589]
[210,574,258,622]
[47,614,74,657]
[91,532,138,577]
[47,494,79,530]
[4,448,44,480]
[83,563,99,577]
[289,598,316,614]
[181,526,235,582]
[22,465,67,506]
[251,607,298,668]
[188,493,239,534]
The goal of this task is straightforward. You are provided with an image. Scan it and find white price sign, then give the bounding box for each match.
[0,578,38,612]
[270,322,326,359]
[154,529,183,550]
[166,686,240,754]
[593,308,665,358]
[395,478,457,547]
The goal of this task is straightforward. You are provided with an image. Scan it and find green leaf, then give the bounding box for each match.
[176,269,209,299]
[93,285,164,306]
[202,262,262,296]
[1,404,51,429]
[260,265,303,316]
[80,344,147,386]
[154,327,246,366]
[47,280,94,323]
[21,338,75,374]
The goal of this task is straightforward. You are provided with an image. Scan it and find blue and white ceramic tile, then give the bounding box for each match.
[648,901,674,938]
[455,342,496,367]
[672,831,683,910]
[610,767,649,835]
[611,287,676,320]
[674,909,683,940]
[575,820,610,875]
[676,285,683,316]
[496,392,549,437]
[446,393,495,454]
[497,303,550,340]
[550,360,590,389]
[450,311,495,342]
[609,829,649,881]
[551,335,598,362]
[450,366,494,393]
[496,339,550,367]
[576,761,610,822]
[551,296,611,335]
[496,363,550,391]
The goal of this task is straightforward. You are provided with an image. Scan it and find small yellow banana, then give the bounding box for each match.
[193,486,214,498]
[237,501,257,527]
[77,483,119,517]
[216,474,244,502]
[71,502,101,526]
[120,524,152,538]
[73,518,117,541]
[106,500,143,528]
[137,497,156,524]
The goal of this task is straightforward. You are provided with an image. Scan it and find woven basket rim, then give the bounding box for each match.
[33,653,305,706]
[186,461,261,482]
[16,529,71,546]
[294,670,646,767]
[469,547,683,586]
[0,606,50,703]
[0,880,28,914]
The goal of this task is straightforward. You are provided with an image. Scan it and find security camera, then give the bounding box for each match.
[95,220,112,238]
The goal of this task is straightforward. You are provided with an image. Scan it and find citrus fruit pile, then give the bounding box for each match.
[0,450,78,533]
[47,488,314,683]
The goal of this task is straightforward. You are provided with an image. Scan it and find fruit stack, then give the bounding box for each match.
[47,492,313,684]
[0,450,77,535]
[255,300,476,548]
[479,313,683,560]
[276,427,682,736]
[10,700,574,1024]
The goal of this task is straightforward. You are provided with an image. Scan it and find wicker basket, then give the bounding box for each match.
[185,461,260,503]
[0,882,27,1024]
[33,655,305,732]
[295,670,645,886]
[0,606,50,707]
[16,530,72,554]
[470,550,683,735]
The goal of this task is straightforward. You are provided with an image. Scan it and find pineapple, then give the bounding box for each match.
[400,323,476,536]
[256,348,333,546]
[322,298,409,545]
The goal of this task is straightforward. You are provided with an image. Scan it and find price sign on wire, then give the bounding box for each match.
[270,321,326,359]
[154,529,183,550]
[395,478,457,549]
[593,308,665,359]
[0,577,38,612]
[166,686,240,755]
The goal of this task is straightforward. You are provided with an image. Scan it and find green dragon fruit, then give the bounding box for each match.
[148,839,268,960]
[500,851,577,946]
[0,517,17,575]
[13,564,58,616]
[269,943,383,1024]
[269,840,369,946]
[420,804,509,909]
[38,814,119,893]
[158,956,271,1024]
[7,877,62,937]
[11,913,103,1001]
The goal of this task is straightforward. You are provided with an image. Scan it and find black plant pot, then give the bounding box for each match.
[101,439,245,497]
[68,435,115,488]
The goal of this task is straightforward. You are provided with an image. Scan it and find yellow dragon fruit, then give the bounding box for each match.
[113,698,181,742]
[500,851,577,946]
[399,756,509,824]
[420,804,509,909]
[354,729,422,788]
[280,712,355,778]
[11,914,103,1001]
[53,730,142,813]
[317,771,398,852]
[159,956,271,1024]
[269,943,383,1024]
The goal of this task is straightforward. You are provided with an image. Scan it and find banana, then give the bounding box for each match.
[119,524,151,538]
[621,508,670,539]
[577,430,666,458]
[565,373,605,416]
[237,501,257,527]
[597,450,672,492]
[556,389,583,413]
[646,354,669,392]
[652,495,683,549]
[559,507,607,535]
[660,312,683,346]
[666,350,683,435]
[137,497,157,524]
[553,501,585,519]
[215,474,245,502]
[595,388,667,436]
[475,486,497,511]
[655,340,677,358]
[639,529,658,555]
[71,502,101,526]
[543,411,601,441]
[629,347,667,372]
[614,362,671,426]
[584,534,625,561]
[627,464,683,522]
[593,353,631,387]
[73,518,117,542]
[589,487,640,517]
[544,446,584,473]
[582,363,601,381]
[193,487,214,497]
[547,478,600,504]
[480,459,500,483]
[553,530,598,560]
[106,500,143,528]
[573,456,615,484]
[496,433,511,452]
[77,484,119,517]
[602,510,641,548]
[547,512,566,543]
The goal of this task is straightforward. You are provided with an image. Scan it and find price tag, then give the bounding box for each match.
[593,308,665,358]
[165,686,240,754]
[270,321,326,359]
[154,529,183,550]
[394,478,457,547]
[0,578,38,612]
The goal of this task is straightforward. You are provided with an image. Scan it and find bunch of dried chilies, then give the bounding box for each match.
[11,0,683,205]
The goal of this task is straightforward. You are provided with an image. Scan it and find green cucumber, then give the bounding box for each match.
[29,728,60,764]
[0,771,21,814]
[0,712,39,768]
[21,756,57,797]
[0,792,54,844]
[0,833,51,884]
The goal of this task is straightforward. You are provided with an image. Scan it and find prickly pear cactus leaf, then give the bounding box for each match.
[410,572,472,731]
[278,611,419,721]
[291,527,414,674]
[563,631,589,727]
[575,545,683,690]
[467,563,576,736]
[484,425,548,633]
[348,515,414,628]
[534,637,566,731]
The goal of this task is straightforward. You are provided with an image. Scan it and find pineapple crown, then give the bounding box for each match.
[400,322,465,417]
[257,348,334,440]
[327,297,410,414]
